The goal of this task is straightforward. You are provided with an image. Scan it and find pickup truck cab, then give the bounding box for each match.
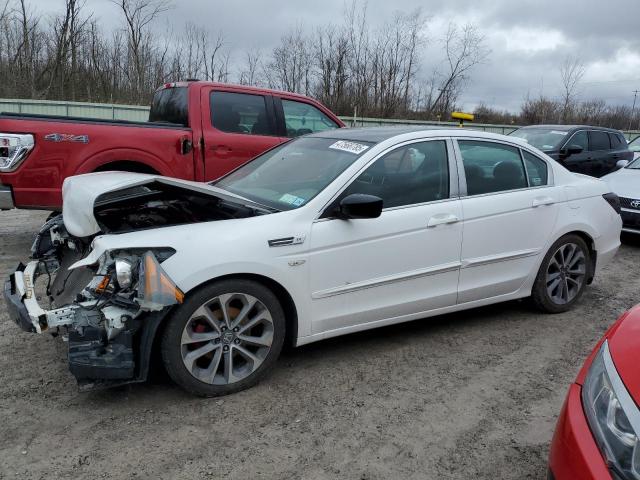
[0,81,344,210]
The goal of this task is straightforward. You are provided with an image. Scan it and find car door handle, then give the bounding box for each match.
[532,196,555,207]
[427,213,460,228]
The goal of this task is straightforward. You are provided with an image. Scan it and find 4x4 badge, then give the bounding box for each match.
[44,133,89,144]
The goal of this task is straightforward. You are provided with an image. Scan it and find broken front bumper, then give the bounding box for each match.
[3,259,175,389]
[3,261,75,333]
[4,264,35,332]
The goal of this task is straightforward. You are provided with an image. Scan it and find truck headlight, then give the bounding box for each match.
[0,134,35,171]
[582,340,640,479]
[115,258,133,289]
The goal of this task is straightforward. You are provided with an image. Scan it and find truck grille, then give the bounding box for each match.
[620,197,640,211]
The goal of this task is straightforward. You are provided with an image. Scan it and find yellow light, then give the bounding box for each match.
[451,112,475,122]
[140,252,184,305]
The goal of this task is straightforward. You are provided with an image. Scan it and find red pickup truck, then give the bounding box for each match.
[0,81,344,210]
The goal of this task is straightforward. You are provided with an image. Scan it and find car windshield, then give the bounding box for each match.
[214,137,373,210]
[626,157,640,169]
[629,136,640,152]
[510,128,569,151]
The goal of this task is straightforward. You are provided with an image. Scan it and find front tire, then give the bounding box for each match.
[161,279,285,397]
[531,234,591,313]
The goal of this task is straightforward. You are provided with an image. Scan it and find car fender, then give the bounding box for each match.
[164,259,311,338]
[73,147,176,177]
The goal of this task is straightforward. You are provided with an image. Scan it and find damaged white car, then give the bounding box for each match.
[4,128,622,396]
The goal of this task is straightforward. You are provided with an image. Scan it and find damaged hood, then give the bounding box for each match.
[62,172,245,237]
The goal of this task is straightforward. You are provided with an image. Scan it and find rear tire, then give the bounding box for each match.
[161,279,285,397]
[531,234,591,313]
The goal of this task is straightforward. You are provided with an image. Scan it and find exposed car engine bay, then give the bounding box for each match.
[93,181,272,233]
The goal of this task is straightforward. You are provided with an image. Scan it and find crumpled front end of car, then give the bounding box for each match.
[3,215,183,389]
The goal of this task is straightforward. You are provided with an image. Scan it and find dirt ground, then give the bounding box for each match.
[1,209,639,480]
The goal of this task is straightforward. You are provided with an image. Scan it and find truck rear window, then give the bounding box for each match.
[149,87,189,126]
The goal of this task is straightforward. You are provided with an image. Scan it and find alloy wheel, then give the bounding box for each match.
[545,242,587,305]
[180,293,274,385]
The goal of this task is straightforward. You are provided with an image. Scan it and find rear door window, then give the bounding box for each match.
[458,141,527,195]
[589,130,611,151]
[281,99,339,138]
[210,91,277,136]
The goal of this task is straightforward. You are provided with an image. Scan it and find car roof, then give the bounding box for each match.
[516,124,624,133]
[308,126,531,147]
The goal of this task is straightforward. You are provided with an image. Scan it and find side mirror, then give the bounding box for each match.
[560,144,583,158]
[616,159,629,170]
[337,194,383,219]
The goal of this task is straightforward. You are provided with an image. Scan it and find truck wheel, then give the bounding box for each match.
[161,279,285,397]
[531,234,591,313]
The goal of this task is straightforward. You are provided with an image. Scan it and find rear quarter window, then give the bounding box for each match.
[522,151,548,186]
[149,87,189,126]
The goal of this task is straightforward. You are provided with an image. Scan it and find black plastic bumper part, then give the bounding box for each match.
[68,328,135,380]
[3,265,36,333]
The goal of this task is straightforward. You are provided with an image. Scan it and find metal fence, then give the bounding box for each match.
[0,98,149,122]
[1,98,639,141]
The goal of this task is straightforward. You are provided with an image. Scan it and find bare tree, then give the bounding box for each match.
[111,0,171,99]
[429,23,489,117]
[559,56,585,122]
[267,26,313,95]
[238,49,260,86]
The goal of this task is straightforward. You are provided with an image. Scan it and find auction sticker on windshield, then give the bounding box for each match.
[279,193,306,206]
[329,140,369,155]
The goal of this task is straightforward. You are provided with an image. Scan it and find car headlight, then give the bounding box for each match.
[0,133,34,171]
[582,340,640,479]
[115,258,133,289]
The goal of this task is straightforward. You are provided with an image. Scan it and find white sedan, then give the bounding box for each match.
[602,155,640,234]
[4,128,622,396]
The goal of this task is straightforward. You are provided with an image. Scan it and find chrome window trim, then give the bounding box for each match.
[453,137,555,198]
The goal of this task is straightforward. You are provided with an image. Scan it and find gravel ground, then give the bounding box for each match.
[1,209,639,480]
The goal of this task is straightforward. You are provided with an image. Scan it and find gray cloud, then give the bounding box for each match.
[30,0,640,112]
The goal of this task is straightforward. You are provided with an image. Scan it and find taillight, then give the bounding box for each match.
[0,133,35,172]
[602,192,621,214]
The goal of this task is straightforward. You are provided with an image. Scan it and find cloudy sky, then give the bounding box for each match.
[30,0,640,112]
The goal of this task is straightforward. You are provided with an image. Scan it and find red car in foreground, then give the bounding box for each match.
[549,304,640,479]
